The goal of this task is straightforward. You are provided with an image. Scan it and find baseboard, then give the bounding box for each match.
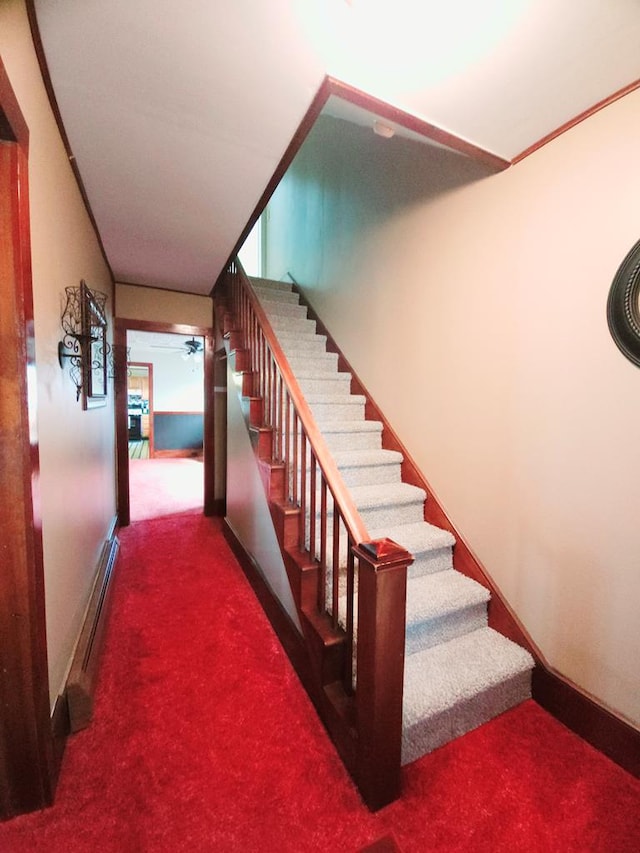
[533,666,640,778]
[65,521,120,733]
[50,693,70,790]
[206,498,226,517]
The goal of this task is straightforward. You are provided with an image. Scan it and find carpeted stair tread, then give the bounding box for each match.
[295,365,351,380]
[403,628,533,722]
[368,520,455,555]
[349,482,426,510]
[402,627,534,763]
[406,571,489,628]
[306,391,365,404]
[320,419,383,434]
[332,449,403,469]
[249,276,293,292]
[252,287,300,305]
[261,301,308,319]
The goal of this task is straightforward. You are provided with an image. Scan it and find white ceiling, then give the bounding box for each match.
[34,0,640,296]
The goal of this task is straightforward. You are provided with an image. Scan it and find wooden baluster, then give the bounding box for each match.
[318,479,327,612]
[351,539,413,811]
[285,393,291,502]
[344,542,355,693]
[299,432,307,550]
[332,504,340,629]
[309,450,317,560]
[292,411,299,506]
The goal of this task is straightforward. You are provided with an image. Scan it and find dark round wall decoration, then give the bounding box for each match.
[607,238,640,367]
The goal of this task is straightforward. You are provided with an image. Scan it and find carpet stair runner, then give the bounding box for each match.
[250,276,534,765]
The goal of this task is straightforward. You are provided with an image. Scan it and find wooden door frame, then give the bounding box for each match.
[0,59,56,818]
[115,318,215,525]
[127,361,154,455]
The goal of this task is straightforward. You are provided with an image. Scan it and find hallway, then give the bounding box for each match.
[0,512,638,852]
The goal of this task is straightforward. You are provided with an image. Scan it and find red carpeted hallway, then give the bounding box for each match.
[1,511,639,852]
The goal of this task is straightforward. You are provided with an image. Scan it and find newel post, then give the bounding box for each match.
[352,538,413,811]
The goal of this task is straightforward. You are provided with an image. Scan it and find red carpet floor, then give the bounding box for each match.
[128,458,203,521]
[1,512,639,852]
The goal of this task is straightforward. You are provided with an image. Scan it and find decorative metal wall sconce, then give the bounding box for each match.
[58,280,110,408]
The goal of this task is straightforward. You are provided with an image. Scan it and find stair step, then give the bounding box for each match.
[350,482,426,528]
[309,399,366,421]
[369,520,455,577]
[249,277,293,293]
[287,352,339,372]
[261,301,308,320]
[297,374,352,396]
[252,286,300,305]
[330,449,402,487]
[405,571,489,655]
[402,627,534,764]
[321,420,383,452]
[269,316,317,336]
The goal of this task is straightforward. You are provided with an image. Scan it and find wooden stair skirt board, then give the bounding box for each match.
[65,521,120,733]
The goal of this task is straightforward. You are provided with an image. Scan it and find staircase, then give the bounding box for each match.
[249,276,533,764]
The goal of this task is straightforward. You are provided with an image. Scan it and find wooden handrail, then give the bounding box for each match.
[233,264,369,547]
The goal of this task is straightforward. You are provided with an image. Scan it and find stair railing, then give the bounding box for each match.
[218,259,413,810]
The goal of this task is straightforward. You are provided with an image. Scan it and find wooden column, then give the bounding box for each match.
[353,539,413,811]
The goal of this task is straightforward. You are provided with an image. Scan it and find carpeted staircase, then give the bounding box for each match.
[250,276,534,765]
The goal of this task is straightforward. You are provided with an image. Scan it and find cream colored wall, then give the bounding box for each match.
[265,104,640,730]
[116,282,213,327]
[1,1,117,708]
[226,363,301,631]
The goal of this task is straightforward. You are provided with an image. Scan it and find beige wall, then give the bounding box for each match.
[225,362,301,631]
[1,1,117,708]
[265,104,640,729]
[116,282,213,327]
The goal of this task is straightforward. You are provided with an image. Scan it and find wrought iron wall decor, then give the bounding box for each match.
[58,280,111,408]
[607,238,640,368]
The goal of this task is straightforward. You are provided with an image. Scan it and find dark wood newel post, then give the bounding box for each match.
[353,538,413,811]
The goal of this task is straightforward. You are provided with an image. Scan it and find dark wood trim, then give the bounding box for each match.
[533,666,640,778]
[65,526,120,732]
[25,1,114,283]
[118,318,212,337]
[49,694,70,791]
[115,318,214,526]
[0,62,56,819]
[0,62,29,147]
[513,77,640,163]
[295,285,640,779]
[325,77,510,171]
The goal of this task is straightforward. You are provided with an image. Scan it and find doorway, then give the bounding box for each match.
[127,362,153,459]
[115,319,216,526]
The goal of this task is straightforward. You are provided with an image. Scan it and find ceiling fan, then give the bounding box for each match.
[150,337,204,360]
